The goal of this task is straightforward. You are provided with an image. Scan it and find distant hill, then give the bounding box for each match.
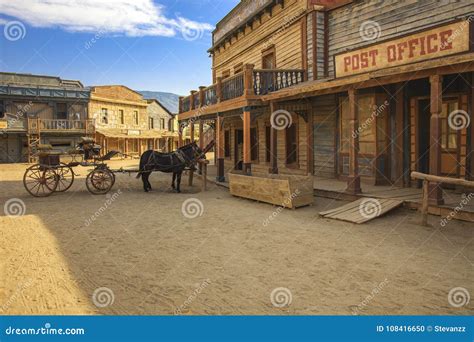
[139,91,180,114]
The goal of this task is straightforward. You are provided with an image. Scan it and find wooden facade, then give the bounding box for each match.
[0,72,91,163]
[178,0,474,205]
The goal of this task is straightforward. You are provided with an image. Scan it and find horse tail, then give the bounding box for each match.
[136,151,147,179]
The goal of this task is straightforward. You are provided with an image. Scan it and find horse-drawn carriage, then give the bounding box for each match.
[23,138,214,197]
[23,137,118,197]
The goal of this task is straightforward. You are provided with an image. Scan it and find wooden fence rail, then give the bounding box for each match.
[411,172,474,226]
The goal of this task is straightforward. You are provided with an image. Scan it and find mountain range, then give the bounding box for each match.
[139,91,180,114]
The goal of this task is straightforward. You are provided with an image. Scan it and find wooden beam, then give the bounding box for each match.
[243,109,252,175]
[307,102,314,175]
[394,83,405,187]
[428,75,444,205]
[190,123,195,143]
[216,115,225,182]
[346,88,361,194]
[243,64,255,96]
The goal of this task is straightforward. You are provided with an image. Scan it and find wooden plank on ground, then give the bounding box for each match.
[319,198,404,224]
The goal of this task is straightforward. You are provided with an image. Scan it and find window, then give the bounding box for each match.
[149,117,154,129]
[250,127,258,161]
[133,111,139,125]
[224,130,231,158]
[222,70,231,79]
[441,101,459,150]
[286,122,297,165]
[262,46,276,69]
[0,101,4,118]
[57,103,67,120]
[119,110,124,125]
[161,118,165,130]
[265,126,271,163]
[234,63,243,74]
[101,108,108,124]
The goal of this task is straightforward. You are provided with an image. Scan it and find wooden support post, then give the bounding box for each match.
[190,122,195,143]
[269,102,279,174]
[190,90,198,110]
[243,64,255,96]
[428,75,444,205]
[243,109,252,175]
[394,83,405,187]
[198,120,204,175]
[201,160,208,191]
[178,123,183,148]
[216,115,225,182]
[178,96,183,114]
[307,103,314,175]
[346,88,361,194]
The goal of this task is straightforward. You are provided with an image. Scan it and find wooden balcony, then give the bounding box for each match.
[26,118,95,134]
[178,64,305,118]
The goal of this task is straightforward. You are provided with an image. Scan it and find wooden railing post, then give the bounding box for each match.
[421,180,429,226]
[243,64,255,96]
[178,96,184,114]
[243,108,252,175]
[190,91,198,110]
[216,77,223,103]
[216,114,225,182]
[199,86,206,108]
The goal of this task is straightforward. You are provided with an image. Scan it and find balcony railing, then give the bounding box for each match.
[179,64,305,114]
[253,69,305,95]
[26,118,95,133]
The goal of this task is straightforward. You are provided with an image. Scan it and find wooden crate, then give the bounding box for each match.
[229,173,314,209]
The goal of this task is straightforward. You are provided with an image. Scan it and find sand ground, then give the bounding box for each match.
[0,160,472,315]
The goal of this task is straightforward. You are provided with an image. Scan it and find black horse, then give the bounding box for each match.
[136,142,204,193]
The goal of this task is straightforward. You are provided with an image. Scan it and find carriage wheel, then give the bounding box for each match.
[86,169,115,195]
[23,164,58,198]
[54,163,75,192]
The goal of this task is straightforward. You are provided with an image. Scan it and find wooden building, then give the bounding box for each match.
[0,72,92,163]
[146,99,178,152]
[178,0,474,206]
[89,85,174,156]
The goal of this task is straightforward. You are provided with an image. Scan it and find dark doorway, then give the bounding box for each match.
[417,99,431,187]
[234,129,243,170]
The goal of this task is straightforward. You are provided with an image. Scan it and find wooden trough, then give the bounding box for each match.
[229,173,314,209]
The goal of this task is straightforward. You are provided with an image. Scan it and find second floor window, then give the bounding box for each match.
[0,101,4,118]
[101,108,108,124]
[57,103,67,120]
[133,111,139,125]
[119,110,124,125]
[160,118,165,130]
[149,117,154,129]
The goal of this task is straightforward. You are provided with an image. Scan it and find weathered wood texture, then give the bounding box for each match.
[312,94,337,178]
[213,0,307,79]
[229,172,314,209]
[326,0,474,79]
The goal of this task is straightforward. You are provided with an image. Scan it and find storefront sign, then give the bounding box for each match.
[335,20,471,78]
[128,130,140,136]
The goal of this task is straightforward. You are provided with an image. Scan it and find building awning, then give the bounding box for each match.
[96,129,178,139]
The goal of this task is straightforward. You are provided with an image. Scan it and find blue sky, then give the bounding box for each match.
[0,0,239,95]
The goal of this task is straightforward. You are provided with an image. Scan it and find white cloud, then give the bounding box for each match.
[0,0,213,38]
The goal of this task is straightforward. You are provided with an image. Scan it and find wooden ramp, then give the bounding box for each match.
[319,198,404,224]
